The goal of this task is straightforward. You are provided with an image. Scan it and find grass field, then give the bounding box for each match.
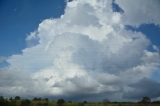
[1,100,160,106]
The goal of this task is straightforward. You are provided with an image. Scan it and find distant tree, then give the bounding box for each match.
[15,96,21,100]
[0,96,8,106]
[33,97,42,101]
[44,98,49,102]
[0,96,5,105]
[20,99,31,106]
[0,96,4,101]
[68,100,72,103]
[140,96,151,103]
[9,97,13,101]
[152,101,160,104]
[33,97,38,101]
[38,97,42,101]
[83,100,87,104]
[57,98,65,106]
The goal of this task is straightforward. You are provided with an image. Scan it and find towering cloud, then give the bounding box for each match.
[0,0,160,101]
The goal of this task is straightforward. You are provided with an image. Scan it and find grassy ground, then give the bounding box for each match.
[0,98,160,106]
[29,102,160,106]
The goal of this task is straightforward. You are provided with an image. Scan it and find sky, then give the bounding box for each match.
[0,0,65,56]
[0,0,160,101]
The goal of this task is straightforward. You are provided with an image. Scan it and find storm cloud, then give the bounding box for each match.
[0,0,160,101]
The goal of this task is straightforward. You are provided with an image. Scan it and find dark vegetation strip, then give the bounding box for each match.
[0,96,160,106]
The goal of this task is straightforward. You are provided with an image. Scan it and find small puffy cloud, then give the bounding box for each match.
[0,0,160,101]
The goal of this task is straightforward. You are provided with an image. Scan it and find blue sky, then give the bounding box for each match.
[0,0,160,101]
[0,0,65,56]
[0,0,160,57]
[126,24,160,47]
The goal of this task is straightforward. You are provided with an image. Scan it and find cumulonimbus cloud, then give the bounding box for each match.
[0,0,160,101]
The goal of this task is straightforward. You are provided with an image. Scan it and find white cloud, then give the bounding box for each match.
[0,0,160,101]
[115,0,160,26]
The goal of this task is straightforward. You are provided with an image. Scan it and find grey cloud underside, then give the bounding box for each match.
[0,0,160,101]
[123,78,160,99]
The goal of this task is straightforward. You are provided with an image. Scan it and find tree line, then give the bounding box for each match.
[0,96,160,106]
